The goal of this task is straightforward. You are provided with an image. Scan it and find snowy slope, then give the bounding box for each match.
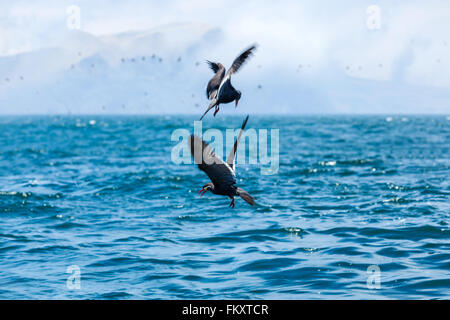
[0,23,448,114]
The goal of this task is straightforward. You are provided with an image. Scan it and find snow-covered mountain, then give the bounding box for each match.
[0,23,224,114]
[0,23,448,114]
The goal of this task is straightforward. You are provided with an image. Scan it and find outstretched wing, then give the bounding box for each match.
[206,61,225,99]
[226,115,249,171]
[217,44,258,95]
[226,44,258,77]
[189,135,236,186]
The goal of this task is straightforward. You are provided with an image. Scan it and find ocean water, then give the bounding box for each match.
[0,115,449,299]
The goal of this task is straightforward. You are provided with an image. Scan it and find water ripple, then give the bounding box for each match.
[0,115,448,299]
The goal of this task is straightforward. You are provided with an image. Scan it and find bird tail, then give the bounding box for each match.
[237,187,255,206]
[200,99,217,120]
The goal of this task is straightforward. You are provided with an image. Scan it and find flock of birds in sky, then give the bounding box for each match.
[0,49,265,113]
[4,37,447,115]
[189,44,258,208]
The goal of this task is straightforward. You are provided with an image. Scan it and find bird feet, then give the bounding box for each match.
[229,198,235,208]
[213,105,220,117]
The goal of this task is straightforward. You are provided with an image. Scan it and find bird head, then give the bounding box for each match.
[198,183,214,196]
[235,91,241,107]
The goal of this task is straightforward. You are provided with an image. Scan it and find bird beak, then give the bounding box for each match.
[235,99,239,108]
[197,188,207,196]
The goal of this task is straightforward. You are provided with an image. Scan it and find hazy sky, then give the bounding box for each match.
[0,0,449,114]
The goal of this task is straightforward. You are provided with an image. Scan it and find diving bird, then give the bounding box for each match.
[200,44,258,120]
[189,115,255,208]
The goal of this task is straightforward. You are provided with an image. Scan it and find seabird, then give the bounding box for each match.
[189,115,255,208]
[200,44,257,120]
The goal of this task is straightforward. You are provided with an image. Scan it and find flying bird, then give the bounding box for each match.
[200,44,258,120]
[189,115,255,208]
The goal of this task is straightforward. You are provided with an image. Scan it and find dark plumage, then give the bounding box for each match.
[205,61,225,100]
[200,44,257,120]
[189,115,255,208]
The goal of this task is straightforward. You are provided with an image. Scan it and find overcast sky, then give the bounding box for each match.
[0,0,449,114]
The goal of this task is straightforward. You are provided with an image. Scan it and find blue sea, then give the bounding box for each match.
[0,115,449,299]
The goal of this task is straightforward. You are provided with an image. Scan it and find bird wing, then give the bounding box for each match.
[217,44,258,94]
[207,60,221,73]
[226,115,249,171]
[189,135,236,186]
[199,99,217,120]
[227,44,258,77]
[206,61,225,99]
